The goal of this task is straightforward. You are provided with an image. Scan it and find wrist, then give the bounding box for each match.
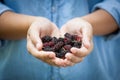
[78,18,93,35]
[81,16,94,30]
[0,11,39,39]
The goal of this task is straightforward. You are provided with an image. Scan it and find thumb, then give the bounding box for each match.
[28,28,43,51]
[32,31,43,50]
[82,22,93,49]
[82,36,91,49]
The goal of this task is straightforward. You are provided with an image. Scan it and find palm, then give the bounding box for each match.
[60,18,93,66]
[27,17,66,67]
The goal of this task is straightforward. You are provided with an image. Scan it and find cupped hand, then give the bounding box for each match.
[60,18,93,66]
[27,17,65,67]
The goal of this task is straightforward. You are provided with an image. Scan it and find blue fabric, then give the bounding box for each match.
[93,0,120,27]
[0,0,120,80]
[0,2,11,15]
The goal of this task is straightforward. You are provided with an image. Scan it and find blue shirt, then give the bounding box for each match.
[0,0,120,80]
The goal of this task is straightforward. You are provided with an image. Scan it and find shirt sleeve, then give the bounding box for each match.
[92,0,120,40]
[0,2,12,15]
[0,2,12,47]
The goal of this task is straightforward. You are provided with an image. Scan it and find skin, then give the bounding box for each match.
[60,18,93,66]
[0,9,119,67]
[0,11,36,39]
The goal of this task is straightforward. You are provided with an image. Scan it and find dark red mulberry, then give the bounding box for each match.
[41,33,82,58]
[41,35,52,43]
[63,45,72,52]
[64,33,72,39]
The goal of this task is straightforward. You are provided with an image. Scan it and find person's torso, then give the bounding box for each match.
[1,0,120,80]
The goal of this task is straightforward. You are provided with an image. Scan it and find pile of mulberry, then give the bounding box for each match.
[41,33,82,58]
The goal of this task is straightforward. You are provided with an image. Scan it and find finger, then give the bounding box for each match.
[28,25,43,50]
[51,57,67,67]
[65,53,83,63]
[27,35,40,57]
[27,36,55,59]
[45,58,59,67]
[71,46,89,57]
[82,22,93,49]
[63,58,75,67]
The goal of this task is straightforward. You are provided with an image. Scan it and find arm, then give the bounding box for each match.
[82,9,119,35]
[0,11,66,67]
[60,2,120,66]
[0,11,37,39]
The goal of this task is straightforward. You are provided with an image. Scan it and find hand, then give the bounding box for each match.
[27,17,65,67]
[60,18,93,66]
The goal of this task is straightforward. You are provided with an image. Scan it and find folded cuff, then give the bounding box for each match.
[92,0,120,40]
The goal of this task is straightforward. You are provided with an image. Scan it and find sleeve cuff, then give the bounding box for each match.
[92,0,120,27]
[92,0,120,40]
[0,3,12,47]
[0,2,13,15]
